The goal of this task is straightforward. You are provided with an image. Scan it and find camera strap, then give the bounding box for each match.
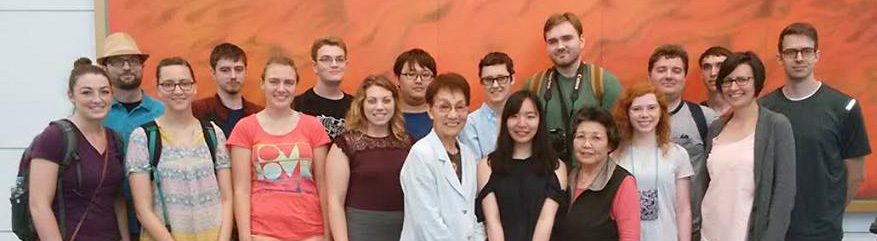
[545,62,585,132]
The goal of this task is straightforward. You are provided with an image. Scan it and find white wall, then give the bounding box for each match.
[0,0,95,238]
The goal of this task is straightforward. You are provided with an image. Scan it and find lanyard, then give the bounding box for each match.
[629,144,659,188]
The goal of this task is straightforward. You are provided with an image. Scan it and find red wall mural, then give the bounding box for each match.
[108,0,877,198]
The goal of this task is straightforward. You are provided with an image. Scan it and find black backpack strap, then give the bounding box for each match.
[199,120,219,166]
[50,119,80,237]
[685,101,709,142]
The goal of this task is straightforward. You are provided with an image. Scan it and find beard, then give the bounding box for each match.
[222,86,241,95]
[112,74,142,91]
[550,52,579,68]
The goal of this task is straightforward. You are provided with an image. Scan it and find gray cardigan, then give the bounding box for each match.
[696,106,796,241]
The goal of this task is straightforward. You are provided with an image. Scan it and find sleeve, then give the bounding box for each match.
[840,99,872,159]
[521,77,534,91]
[474,176,493,222]
[306,116,331,147]
[399,147,455,241]
[334,133,353,157]
[213,124,231,169]
[226,116,252,149]
[125,127,152,174]
[764,114,797,240]
[29,124,65,164]
[546,171,569,207]
[611,175,641,241]
[674,145,695,179]
[601,70,623,110]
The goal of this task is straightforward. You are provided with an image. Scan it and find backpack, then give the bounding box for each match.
[10,119,123,241]
[527,62,605,107]
[684,100,709,142]
[140,120,218,232]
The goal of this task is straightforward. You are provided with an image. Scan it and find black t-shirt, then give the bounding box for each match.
[292,88,353,139]
[121,100,142,113]
[224,108,244,137]
[759,83,871,240]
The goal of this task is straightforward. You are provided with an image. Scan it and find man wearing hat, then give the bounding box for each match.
[98,32,164,240]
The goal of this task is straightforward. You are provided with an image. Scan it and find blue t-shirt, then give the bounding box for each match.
[404,112,432,141]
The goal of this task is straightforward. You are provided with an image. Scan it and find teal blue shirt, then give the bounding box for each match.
[103,92,165,144]
[102,91,164,235]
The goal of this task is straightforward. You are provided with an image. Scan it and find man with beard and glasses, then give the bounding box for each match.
[97,32,165,240]
[192,42,263,138]
[523,12,622,165]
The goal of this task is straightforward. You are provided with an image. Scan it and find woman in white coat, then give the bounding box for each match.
[399,73,486,241]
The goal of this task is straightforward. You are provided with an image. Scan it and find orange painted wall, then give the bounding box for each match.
[108,0,877,197]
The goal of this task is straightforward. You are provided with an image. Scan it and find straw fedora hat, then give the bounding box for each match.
[97,32,149,65]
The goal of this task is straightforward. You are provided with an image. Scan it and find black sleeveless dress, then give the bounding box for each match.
[475,157,566,241]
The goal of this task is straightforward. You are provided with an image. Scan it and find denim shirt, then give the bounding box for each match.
[400,130,486,241]
[459,103,499,159]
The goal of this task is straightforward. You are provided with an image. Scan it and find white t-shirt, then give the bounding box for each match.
[616,143,693,241]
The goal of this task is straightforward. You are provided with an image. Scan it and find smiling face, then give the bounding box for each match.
[398,62,435,104]
[261,64,298,109]
[506,98,540,145]
[427,88,468,139]
[480,64,514,106]
[544,21,584,68]
[649,57,687,101]
[720,64,757,109]
[104,54,144,91]
[628,93,661,134]
[572,120,610,166]
[213,58,246,95]
[156,65,197,112]
[363,85,395,129]
[69,73,112,121]
[312,45,347,83]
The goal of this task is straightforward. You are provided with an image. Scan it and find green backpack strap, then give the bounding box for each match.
[51,119,80,237]
[139,121,172,232]
[199,120,219,167]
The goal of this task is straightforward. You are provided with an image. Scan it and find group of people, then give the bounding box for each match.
[24,11,870,241]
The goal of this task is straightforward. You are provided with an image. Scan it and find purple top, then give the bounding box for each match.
[335,131,413,211]
[30,121,124,240]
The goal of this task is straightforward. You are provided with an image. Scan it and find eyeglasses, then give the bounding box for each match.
[435,103,468,115]
[401,72,434,81]
[780,47,817,60]
[106,57,143,68]
[480,75,511,85]
[158,80,196,92]
[720,76,753,88]
[317,56,346,65]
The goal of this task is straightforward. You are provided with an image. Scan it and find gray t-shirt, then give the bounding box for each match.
[669,100,717,238]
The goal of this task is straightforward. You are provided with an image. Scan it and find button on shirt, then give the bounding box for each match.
[459,103,498,159]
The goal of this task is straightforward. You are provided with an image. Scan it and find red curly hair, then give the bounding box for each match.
[612,82,673,156]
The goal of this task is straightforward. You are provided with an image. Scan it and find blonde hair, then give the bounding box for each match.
[345,75,407,141]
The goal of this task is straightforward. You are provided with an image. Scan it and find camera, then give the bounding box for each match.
[548,128,570,162]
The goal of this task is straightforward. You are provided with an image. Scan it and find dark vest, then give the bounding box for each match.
[556,166,631,241]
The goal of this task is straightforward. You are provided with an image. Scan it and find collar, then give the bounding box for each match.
[569,157,617,192]
[479,103,498,122]
[670,100,686,115]
[112,90,161,111]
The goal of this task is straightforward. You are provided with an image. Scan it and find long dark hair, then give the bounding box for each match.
[488,90,558,175]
